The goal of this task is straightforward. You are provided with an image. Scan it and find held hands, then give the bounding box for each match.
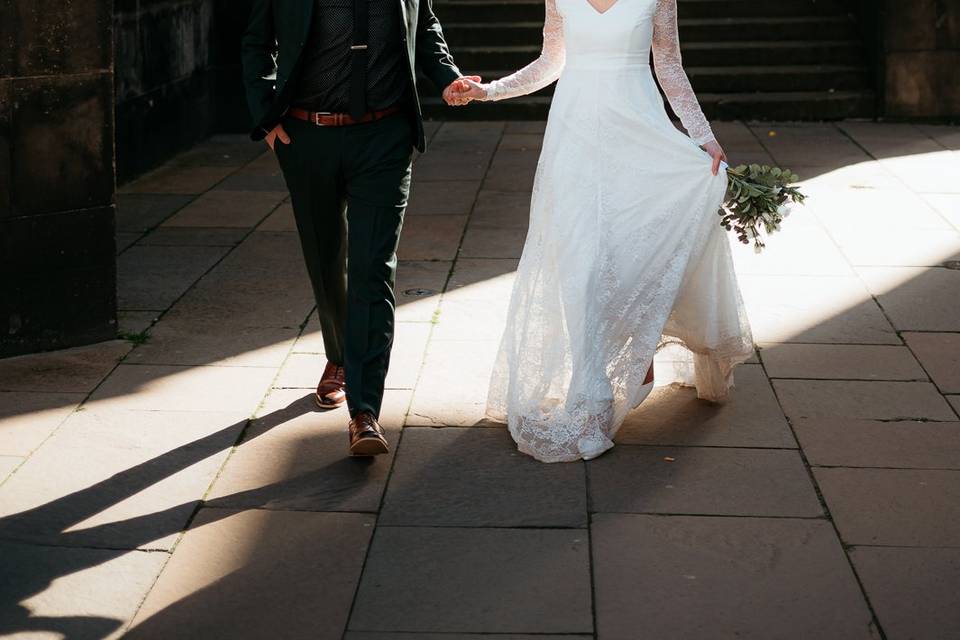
[443,76,486,106]
[702,139,727,176]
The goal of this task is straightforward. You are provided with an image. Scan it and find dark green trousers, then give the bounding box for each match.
[275,112,414,418]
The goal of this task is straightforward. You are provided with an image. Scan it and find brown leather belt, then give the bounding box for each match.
[287,104,403,127]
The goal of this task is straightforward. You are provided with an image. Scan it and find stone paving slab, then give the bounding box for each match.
[213,165,288,192]
[397,213,468,260]
[856,266,960,332]
[616,364,796,448]
[759,343,926,381]
[127,508,374,640]
[347,635,592,640]
[737,275,899,344]
[832,227,960,267]
[814,467,960,546]
[86,364,276,414]
[950,395,960,413]
[0,541,167,640]
[472,189,533,227]
[0,391,83,456]
[166,135,266,168]
[161,190,286,228]
[256,201,296,231]
[503,121,546,134]
[902,332,960,393]
[348,526,593,634]
[445,257,519,298]
[773,379,956,421]
[117,311,158,334]
[206,389,408,513]
[0,341,130,393]
[394,260,450,322]
[0,455,22,483]
[498,134,544,153]
[407,339,499,426]
[124,320,300,368]
[136,227,249,247]
[379,427,587,527]
[117,231,143,253]
[0,408,247,550]
[591,514,877,640]
[460,223,528,258]
[730,225,853,276]
[406,179,481,215]
[431,296,511,341]
[792,162,900,191]
[120,165,235,195]
[588,446,822,517]
[116,193,195,232]
[794,419,960,469]
[809,185,952,232]
[849,546,960,640]
[118,245,229,311]
[158,232,315,328]
[922,192,960,230]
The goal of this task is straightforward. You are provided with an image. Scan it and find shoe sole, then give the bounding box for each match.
[315,394,346,411]
[350,436,390,457]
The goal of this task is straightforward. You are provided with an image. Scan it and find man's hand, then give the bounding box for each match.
[265,123,291,151]
[443,76,482,106]
[702,139,727,176]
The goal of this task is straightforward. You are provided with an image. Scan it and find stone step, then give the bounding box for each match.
[421,90,875,121]
[688,64,870,92]
[700,89,876,120]
[677,0,848,18]
[449,40,864,69]
[442,16,856,47]
[434,0,848,22]
[434,1,544,23]
[440,64,870,95]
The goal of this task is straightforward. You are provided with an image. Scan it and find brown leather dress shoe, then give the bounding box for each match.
[315,361,346,409]
[348,411,389,456]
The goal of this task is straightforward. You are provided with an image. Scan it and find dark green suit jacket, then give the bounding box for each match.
[242,0,462,152]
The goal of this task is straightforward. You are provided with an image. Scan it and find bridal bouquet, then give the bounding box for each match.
[719,164,806,252]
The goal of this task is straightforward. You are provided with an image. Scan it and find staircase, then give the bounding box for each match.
[424,0,875,120]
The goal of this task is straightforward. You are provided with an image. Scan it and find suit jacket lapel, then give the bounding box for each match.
[398,0,409,31]
[299,0,315,45]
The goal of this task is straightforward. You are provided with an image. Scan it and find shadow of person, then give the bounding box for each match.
[0,393,376,639]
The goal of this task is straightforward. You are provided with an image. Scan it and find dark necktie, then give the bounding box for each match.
[349,0,369,118]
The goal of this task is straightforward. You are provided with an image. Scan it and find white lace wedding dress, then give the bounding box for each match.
[478,0,755,462]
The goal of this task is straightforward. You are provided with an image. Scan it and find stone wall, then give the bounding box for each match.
[114,0,249,182]
[0,1,118,357]
[849,0,960,119]
[880,0,960,118]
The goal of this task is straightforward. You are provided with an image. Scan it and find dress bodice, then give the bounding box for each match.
[478,0,716,145]
[556,0,657,70]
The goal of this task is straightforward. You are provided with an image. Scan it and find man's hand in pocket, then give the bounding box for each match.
[266,123,291,151]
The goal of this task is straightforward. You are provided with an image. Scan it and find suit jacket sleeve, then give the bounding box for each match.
[415,0,463,91]
[242,0,278,138]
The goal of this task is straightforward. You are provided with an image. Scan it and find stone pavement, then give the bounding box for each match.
[1,120,959,639]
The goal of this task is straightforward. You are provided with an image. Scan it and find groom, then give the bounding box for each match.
[242,0,475,456]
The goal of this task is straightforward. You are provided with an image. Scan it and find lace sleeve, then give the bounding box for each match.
[478,0,565,101]
[651,0,715,145]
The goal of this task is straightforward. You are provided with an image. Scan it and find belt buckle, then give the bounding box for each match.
[313,111,332,126]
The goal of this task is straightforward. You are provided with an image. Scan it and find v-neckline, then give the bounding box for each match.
[585,0,620,15]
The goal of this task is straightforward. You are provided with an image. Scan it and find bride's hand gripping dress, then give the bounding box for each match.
[473,0,755,463]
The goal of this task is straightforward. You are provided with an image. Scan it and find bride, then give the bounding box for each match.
[451,0,755,462]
